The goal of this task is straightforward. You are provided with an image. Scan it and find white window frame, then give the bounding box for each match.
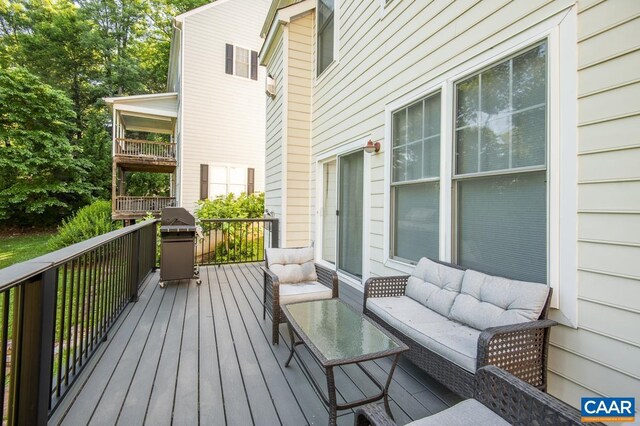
[382,7,577,327]
[314,0,339,82]
[209,164,248,198]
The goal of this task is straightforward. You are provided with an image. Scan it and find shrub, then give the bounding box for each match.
[195,192,265,263]
[48,200,120,250]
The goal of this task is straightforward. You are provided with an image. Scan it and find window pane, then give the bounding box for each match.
[317,0,334,75]
[513,43,547,110]
[211,166,226,184]
[480,61,510,120]
[210,184,227,197]
[456,76,478,128]
[229,167,246,185]
[424,93,441,137]
[392,110,407,148]
[228,184,245,195]
[322,160,337,264]
[407,101,423,142]
[457,171,547,283]
[235,47,250,78]
[480,115,510,172]
[393,147,406,182]
[423,136,440,178]
[455,127,478,174]
[406,142,422,181]
[394,182,439,262]
[512,106,546,168]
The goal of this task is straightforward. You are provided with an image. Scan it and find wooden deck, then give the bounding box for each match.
[50,263,460,426]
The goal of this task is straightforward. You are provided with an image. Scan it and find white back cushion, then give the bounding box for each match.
[266,247,317,284]
[449,269,549,330]
[404,257,465,317]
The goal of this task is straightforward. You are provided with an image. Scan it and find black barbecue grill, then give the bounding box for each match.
[159,207,201,288]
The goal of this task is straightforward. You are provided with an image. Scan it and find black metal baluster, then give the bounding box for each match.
[90,248,100,351]
[56,264,67,397]
[78,253,87,366]
[0,290,9,420]
[65,259,75,386]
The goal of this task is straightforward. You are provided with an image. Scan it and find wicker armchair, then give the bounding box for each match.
[354,365,602,426]
[363,260,556,398]
[262,248,338,345]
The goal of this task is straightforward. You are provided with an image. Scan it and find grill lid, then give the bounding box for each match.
[161,207,195,227]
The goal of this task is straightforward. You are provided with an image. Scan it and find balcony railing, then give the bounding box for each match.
[0,220,158,425]
[115,196,176,214]
[115,138,176,161]
[196,218,279,265]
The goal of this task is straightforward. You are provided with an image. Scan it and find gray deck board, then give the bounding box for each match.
[53,263,459,426]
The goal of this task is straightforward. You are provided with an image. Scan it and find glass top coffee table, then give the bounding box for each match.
[282,298,408,425]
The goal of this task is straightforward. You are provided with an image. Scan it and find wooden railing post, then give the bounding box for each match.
[130,230,140,302]
[11,269,56,426]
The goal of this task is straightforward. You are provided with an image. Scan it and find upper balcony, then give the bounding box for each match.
[114,138,177,173]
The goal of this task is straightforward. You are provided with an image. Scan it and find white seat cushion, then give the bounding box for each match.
[407,399,510,426]
[279,281,333,305]
[266,247,317,284]
[405,257,465,317]
[449,269,549,330]
[367,296,479,372]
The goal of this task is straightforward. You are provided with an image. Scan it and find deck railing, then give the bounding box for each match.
[115,196,176,214]
[0,220,158,425]
[115,138,176,160]
[196,218,279,266]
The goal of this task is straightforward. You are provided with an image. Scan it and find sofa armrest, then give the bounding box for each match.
[315,263,339,298]
[261,265,280,286]
[354,403,396,426]
[475,365,601,426]
[363,275,409,301]
[477,319,557,389]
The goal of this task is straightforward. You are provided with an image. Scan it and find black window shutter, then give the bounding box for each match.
[250,51,258,80]
[200,164,209,200]
[225,44,234,75]
[247,168,255,195]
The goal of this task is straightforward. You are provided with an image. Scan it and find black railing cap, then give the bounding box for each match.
[0,219,158,291]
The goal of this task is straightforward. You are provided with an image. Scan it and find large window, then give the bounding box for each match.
[390,42,548,283]
[317,0,334,76]
[454,42,547,283]
[391,92,441,263]
[210,166,249,197]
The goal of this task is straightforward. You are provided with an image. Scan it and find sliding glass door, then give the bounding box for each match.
[337,151,364,278]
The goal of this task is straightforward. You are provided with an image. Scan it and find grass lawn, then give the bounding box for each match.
[0,232,54,269]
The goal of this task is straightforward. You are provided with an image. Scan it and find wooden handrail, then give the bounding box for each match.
[115,138,176,146]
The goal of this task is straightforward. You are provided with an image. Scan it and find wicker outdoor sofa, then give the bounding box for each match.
[354,365,602,426]
[262,247,339,345]
[363,257,556,398]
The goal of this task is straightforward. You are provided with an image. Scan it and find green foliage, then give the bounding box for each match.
[126,172,170,196]
[0,67,94,225]
[195,192,265,264]
[195,192,265,224]
[47,200,120,250]
[0,0,212,224]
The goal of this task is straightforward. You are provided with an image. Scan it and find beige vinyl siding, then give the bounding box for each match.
[303,0,640,411]
[180,0,270,212]
[265,35,285,225]
[285,13,313,247]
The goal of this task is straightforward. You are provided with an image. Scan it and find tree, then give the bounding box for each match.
[0,67,94,225]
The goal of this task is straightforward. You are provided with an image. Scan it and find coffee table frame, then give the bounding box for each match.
[282,300,409,426]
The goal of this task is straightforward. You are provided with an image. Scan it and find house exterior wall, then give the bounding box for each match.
[285,12,314,247]
[179,0,271,212]
[263,0,640,411]
[265,33,285,235]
